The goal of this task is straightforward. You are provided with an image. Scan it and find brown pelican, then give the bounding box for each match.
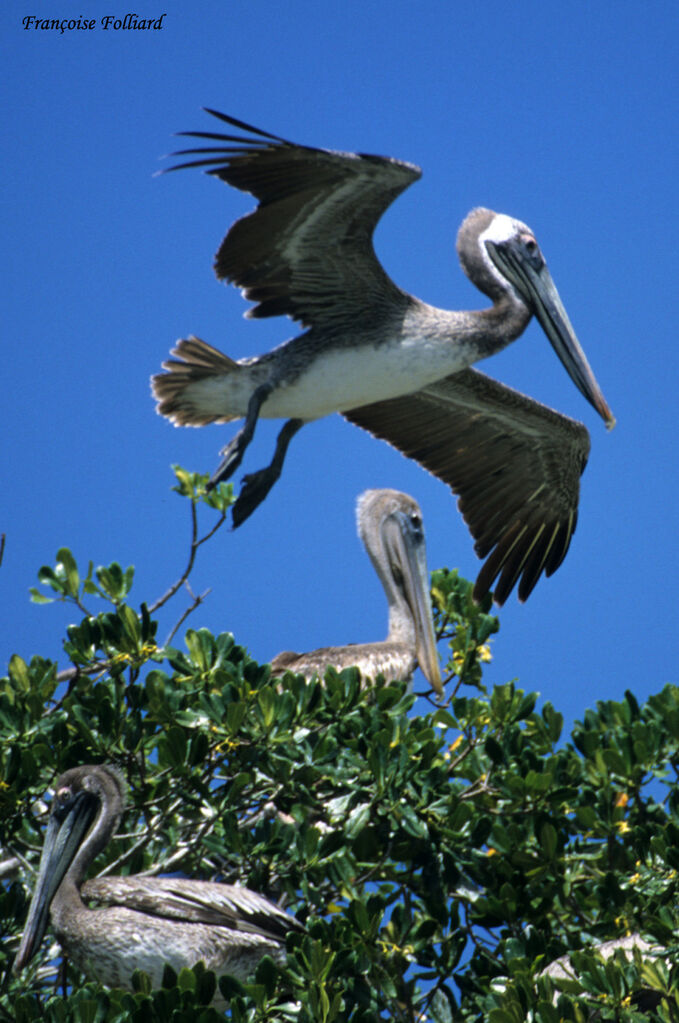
[14,765,303,998]
[540,935,663,1012]
[541,935,657,985]
[153,110,615,604]
[271,489,442,695]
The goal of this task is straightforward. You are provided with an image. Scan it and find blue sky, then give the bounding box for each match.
[3,0,678,734]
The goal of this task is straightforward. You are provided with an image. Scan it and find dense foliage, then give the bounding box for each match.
[1,470,678,1021]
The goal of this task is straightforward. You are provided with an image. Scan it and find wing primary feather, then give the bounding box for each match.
[516,521,563,601]
[544,512,577,577]
[202,108,292,143]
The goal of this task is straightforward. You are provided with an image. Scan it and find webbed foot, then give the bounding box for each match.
[230,418,304,528]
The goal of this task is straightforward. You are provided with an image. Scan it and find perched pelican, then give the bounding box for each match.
[541,935,658,986]
[540,935,664,1012]
[271,489,442,695]
[14,765,303,999]
[153,110,615,604]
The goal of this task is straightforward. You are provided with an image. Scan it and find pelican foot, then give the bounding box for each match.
[231,417,304,527]
[232,467,280,527]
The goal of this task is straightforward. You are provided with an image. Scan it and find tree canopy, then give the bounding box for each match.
[2,470,679,1021]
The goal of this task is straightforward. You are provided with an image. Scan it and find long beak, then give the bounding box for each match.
[384,512,443,696]
[487,241,616,429]
[14,792,95,972]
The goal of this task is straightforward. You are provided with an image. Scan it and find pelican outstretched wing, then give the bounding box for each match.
[167,109,421,327]
[344,368,591,604]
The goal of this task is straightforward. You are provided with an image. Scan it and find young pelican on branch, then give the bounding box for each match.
[271,489,442,695]
[14,765,303,1000]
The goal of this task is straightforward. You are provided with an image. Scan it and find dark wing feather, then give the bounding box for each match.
[343,368,590,604]
[166,109,422,327]
[82,876,302,942]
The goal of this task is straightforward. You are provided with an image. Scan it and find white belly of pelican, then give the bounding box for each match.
[259,336,469,420]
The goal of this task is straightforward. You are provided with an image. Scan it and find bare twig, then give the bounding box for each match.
[149,500,227,615]
[448,736,478,773]
[96,795,186,878]
[164,584,211,646]
[0,856,20,880]
[55,661,110,685]
[148,499,200,614]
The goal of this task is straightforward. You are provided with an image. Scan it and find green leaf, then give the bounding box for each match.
[56,547,80,597]
[177,966,197,994]
[254,955,278,997]
[539,822,558,860]
[158,725,188,767]
[345,802,371,840]
[8,654,31,691]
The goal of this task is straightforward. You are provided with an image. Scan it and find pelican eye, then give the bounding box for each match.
[520,234,543,268]
[51,784,76,820]
[55,785,72,805]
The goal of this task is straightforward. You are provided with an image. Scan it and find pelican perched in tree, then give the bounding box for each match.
[271,488,442,695]
[540,935,664,1013]
[153,110,615,604]
[14,765,303,999]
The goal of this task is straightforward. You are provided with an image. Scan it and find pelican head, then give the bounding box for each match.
[457,208,615,430]
[14,765,124,973]
[357,489,442,694]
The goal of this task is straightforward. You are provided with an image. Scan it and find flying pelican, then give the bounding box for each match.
[152,110,615,604]
[271,489,442,695]
[14,765,303,998]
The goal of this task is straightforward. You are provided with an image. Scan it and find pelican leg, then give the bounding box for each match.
[232,418,304,528]
[207,382,274,491]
